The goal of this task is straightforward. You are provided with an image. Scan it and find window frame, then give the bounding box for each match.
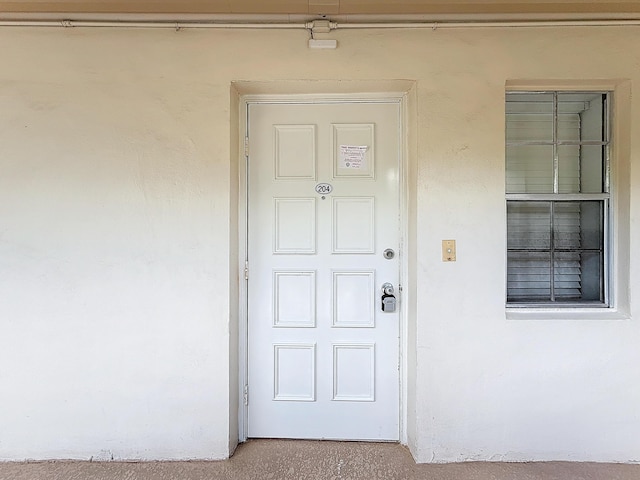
[505,90,612,308]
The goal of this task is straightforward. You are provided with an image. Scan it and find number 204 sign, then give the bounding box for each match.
[315,183,333,195]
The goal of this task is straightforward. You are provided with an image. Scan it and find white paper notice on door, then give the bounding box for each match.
[339,145,368,169]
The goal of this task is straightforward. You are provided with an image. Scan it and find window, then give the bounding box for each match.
[506,91,610,306]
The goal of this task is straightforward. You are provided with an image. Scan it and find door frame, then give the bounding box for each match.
[237,91,411,444]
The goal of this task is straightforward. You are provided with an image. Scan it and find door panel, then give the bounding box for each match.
[247,101,400,440]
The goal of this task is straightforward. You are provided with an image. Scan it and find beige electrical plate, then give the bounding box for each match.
[442,239,456,262]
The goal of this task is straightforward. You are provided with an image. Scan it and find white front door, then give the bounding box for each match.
[246,99,401,441]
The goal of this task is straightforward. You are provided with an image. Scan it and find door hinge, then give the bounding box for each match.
[243,385,249,406]
[244,136,249,157]
[244,261,249,280]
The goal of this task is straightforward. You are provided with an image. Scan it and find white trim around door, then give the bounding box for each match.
[237,92,410,444]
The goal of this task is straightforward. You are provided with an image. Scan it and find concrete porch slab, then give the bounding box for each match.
[2,439,639,479]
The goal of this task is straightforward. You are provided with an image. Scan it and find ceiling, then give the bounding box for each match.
[2,0,640,17]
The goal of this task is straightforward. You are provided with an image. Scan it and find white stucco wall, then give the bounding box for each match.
[0,25,638,463]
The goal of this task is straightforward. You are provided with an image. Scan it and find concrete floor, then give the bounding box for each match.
[2,439,639,480]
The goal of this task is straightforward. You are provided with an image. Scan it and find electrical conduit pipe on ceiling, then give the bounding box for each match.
[1,19,640,29]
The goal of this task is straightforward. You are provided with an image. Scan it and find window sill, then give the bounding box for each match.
[506,307,630,321]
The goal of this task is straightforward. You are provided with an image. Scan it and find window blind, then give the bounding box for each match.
[506,91,608,305]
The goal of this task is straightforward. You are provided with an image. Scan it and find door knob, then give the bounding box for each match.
[381,283,396,312]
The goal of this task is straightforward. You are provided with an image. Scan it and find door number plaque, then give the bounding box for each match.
[315,183,333,195]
